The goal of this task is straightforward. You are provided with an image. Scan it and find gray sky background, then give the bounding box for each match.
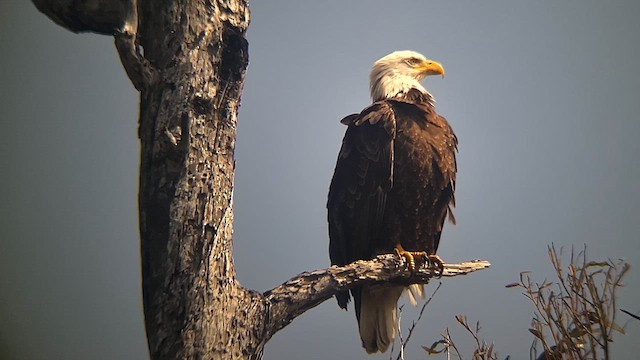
[1,1,639,359]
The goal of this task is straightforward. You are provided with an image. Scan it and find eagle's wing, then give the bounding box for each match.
[327,101,397,309]
[426,112,458,231]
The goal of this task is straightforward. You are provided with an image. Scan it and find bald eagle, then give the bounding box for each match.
[327,50,457,353]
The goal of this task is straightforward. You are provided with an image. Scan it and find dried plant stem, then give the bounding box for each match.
[393,282,443,360]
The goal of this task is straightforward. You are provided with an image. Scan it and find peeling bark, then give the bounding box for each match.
[32,1,491,359]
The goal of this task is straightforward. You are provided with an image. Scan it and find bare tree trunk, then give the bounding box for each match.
[133,1,266,359]
[32,1,490,359]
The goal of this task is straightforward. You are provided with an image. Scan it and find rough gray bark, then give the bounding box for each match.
[264,257,490,339]
[134,1,256,358]
[33,1,491,359]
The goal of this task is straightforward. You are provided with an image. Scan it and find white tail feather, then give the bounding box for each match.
[407,284,425,306]
[358,285,404,353]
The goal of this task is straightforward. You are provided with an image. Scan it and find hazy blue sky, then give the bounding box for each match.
[1,1,639,359]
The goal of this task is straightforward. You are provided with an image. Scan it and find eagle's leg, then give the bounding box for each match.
[427,254,445,275]
[394,244,427,273]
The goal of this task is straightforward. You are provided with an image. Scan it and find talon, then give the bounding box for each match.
[395,244,427,273]
[427,254,445,275]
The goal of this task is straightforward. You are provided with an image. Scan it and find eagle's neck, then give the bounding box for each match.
[370,73,435,106]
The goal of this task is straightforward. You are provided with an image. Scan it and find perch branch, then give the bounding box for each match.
[262,254,490,339]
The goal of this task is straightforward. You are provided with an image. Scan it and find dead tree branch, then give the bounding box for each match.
[34,0,154,91]
[263,256,490,339]
[32,0,137,35]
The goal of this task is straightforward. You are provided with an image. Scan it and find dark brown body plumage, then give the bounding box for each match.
[327,88,457,331]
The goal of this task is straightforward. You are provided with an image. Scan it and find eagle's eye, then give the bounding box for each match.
[406,57,422,66]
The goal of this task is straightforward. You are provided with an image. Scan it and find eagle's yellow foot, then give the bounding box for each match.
[427,254,445,275]
[395,244,427,272]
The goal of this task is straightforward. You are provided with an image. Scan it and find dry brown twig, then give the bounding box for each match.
[620,308,640,322]
[423,314,500,360]
[422,244,630,360]
[391,282,444,360]
[506,245,630,360]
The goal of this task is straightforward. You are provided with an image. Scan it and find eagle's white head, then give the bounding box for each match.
[369,50,445,102]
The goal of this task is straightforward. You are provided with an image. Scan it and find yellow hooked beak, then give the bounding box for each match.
[420,59,445,78]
